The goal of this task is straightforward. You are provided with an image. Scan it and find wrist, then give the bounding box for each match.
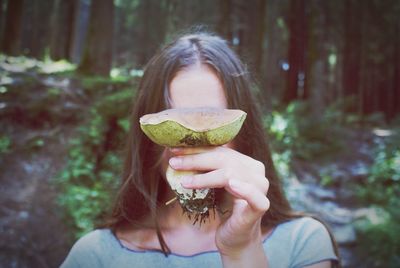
[217,224,263,255]
[219,233,263,256]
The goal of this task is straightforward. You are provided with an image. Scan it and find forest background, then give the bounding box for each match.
[0,0,399,267]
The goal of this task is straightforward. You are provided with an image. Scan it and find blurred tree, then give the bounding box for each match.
[393,11,400,118]
[307,0,329,119]
[378,0,400,120]
[262,0,289,106]
[135,0,168,66]
[334,0,400,121]
[78,0,114,76]
[283,0,308,103]
[20,0,54,58]
[49,0,77,61]
[324,1,344,106]
[221,0,266,77]
[0,0,5,43]
[342,0,362,112]
[356,0,400,120]
[113,0,140,66]
[1,0,24,55]
[216,0,268,108]
[238,0,267,78]
[0,0,399,120]
[164,0,216,40]
[306,0,345,119]
[217,0,232,41]
[69,0,91,64]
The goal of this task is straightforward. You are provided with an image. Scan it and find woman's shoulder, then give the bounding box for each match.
[275,216,330,234]
[60,228,120,267]
[72,228,117,251]
[269,216,334,247]
[264,216,338,267]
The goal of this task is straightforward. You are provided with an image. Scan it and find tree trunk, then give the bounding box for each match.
[0,0,5,44]
[49,0,76,61]
[77,0,114,76]
[342,0,362,112]
[136,0,168,66]
[393,20,400,118]
[1,0,24,55]
[324,0,344,106]
[253,0,267,77]
[251,0,270,111]
[29,0,40,57]
[69,0,90,64]
[227,0,266,78]
[217,0,232,41]
[283,0,307,103]
[21,0,54,58]
[262,0,289,106]
[138,0,151,66]
[307,0,330,120]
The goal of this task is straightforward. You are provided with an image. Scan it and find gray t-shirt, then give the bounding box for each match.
[60,217,338,268]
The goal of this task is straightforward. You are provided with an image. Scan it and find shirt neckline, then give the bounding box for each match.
[106,225,278,258]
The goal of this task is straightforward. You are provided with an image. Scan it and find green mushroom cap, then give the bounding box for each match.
[139,107,247,147]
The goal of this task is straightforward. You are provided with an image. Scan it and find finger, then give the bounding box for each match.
[228,180,270,221]
[169,146,260,172]
[169,149,228,171]
[217,146,266,175]
[181,168,270,195]
[181,168,237,189]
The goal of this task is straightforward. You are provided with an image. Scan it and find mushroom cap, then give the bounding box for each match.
[139,107,246,147]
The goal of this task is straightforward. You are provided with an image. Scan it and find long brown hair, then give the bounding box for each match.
[102,31,340,265]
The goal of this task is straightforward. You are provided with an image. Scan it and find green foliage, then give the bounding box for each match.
[265,101,343,162]
[81,75,130,90]
[320,172,334,187]
[55,84,135,238]
[271,151,291,180]
[357,129,400,207]
[266,101,400,265]
[0,86,8,94]
[47,87,62,97]
[27,137,45,150]
[0,54,76,74]
[0,135,11,154]
[354,208,400,267]
[355,129,400,266]
[95,88,134,119]
[56,120,116,238]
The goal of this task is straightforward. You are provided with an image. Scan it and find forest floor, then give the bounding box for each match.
[0,64,388,267]
[0,123,74,268]
[0,66,83,267]
[287,128,375,267]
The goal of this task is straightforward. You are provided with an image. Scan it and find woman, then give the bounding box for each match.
[61,32,339,267]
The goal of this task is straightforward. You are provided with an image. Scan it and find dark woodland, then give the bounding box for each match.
[0,0,399,267]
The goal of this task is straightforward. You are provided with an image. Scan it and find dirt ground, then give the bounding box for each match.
[0,123,75,268]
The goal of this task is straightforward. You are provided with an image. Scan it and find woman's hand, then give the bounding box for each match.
[169,146,270,266]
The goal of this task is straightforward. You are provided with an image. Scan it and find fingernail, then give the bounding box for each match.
[181,176,193,187]
[229,180,242,190]
[169,157,180,167]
